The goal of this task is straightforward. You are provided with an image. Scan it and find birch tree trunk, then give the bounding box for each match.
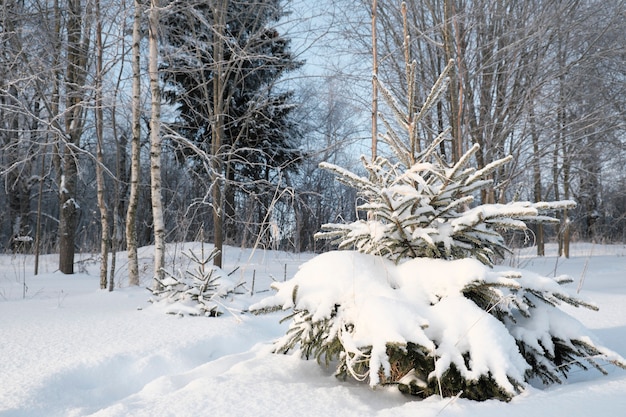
[148,0,165,287]
[126,0,142,286]
[95,0,109,289]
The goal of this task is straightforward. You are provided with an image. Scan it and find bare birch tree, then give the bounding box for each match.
[126,0,143,286]
[148,0,166,286]
[94,0,110,288]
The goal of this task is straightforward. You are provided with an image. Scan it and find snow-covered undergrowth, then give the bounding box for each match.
[149,247,239,317]
[1,243,626,416]
[250,250,626,400]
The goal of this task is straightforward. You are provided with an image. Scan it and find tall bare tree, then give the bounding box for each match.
[126,0,143,286]
[58,0,92,273]
[371,0,378,161]
[148,0,166,286]
[211,0,228,268]
[94,0,110,288]
[0,1,41,252]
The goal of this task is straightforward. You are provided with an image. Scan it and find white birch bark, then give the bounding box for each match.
[95,0,109,289]
[148,0,165,287]
[126,0,142,286]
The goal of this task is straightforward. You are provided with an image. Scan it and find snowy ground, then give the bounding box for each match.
[1,242,625,416]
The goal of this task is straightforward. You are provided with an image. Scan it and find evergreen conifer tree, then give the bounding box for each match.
[160,0,303,244]
[251,30,626,401]
[149,246,237,316]
[316,59,572,267]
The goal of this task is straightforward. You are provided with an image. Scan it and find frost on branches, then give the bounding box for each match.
[149,247,237,317]
[251,57,626,401]
[316,141,575,267]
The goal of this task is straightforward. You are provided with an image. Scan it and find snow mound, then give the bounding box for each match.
[252,251,626,400]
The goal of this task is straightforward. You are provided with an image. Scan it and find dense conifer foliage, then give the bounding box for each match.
[252,60,626,402]
[160,0,303,245]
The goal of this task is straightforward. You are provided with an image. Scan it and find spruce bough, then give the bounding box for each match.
[251,60,626,401]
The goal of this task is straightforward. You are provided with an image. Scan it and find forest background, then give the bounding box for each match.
[1,0,625,286]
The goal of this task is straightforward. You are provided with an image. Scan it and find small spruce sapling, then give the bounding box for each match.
[315,58,573,266]
[149,246,235,317]
[251,12,626,400]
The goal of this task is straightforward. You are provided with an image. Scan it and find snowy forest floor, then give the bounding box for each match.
[1,242,625,416]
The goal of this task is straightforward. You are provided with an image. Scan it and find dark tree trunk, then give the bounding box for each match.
[59,0,89,274]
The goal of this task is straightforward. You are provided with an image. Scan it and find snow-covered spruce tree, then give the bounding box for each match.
[250,54,626,400]
[149,247,236,317]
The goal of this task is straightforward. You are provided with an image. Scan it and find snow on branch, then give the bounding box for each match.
[149,247,239,317]
[316,143,574,266]
[255,40,626,402]
[251,252,626,401]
